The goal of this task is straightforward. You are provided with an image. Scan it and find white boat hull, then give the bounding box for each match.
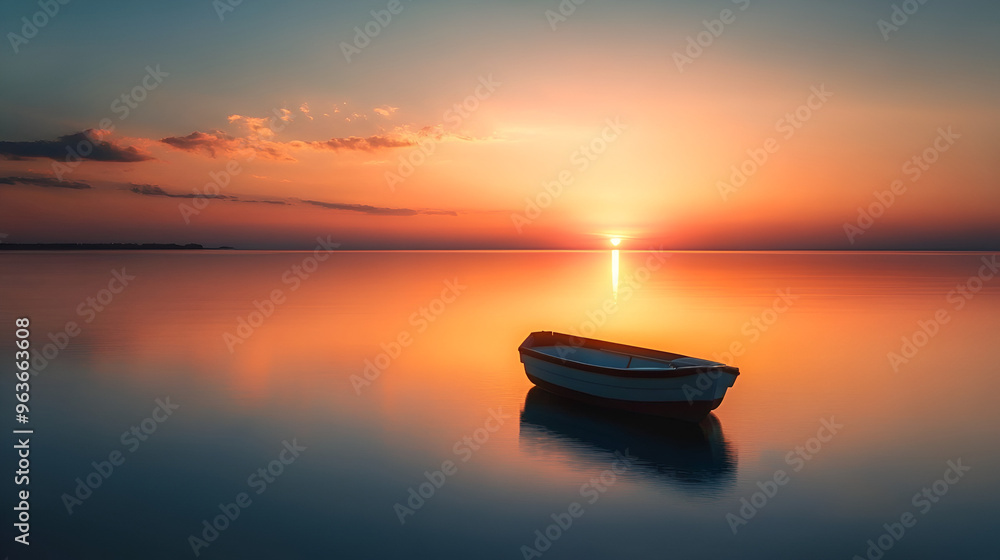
[518,331,740,422]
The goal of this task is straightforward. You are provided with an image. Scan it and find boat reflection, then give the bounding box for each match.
[519,387,736,493]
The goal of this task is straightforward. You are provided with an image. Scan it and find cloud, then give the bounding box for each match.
[419,209,460,216]
[300,199,417,216]
[7,175,459,216]
[299,103,313,121]
[161,115,480,161]
[373,105,399,118]
[300,199,457,216]
[160,130,241,157]
[227,110,293,139]
[0,130,152,162]
[238,199,289,205]
[305,133,415,151]
[0,176,91,189]
[302,126,465,152]
[160,130,292,160]
[161,109,303,159]
[129,183,231,199]
[227,114,277,138]
[128,184,288,206]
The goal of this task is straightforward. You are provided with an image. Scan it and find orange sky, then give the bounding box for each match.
[1,1,997,249]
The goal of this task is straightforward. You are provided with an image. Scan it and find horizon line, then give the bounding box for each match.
[0,243,996,254]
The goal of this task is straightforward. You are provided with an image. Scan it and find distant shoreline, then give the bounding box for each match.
[0,243,235,251]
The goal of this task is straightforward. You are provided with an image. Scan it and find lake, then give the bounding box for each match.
[2,250,997,559]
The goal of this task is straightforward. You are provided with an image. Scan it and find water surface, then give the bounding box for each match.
[1,251,997,559]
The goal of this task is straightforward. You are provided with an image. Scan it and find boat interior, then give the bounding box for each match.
[531,345,722,370]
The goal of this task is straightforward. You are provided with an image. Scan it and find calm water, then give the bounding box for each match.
[1,251,998,559]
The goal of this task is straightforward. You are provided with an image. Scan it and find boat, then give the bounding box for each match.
[518,331,740,422]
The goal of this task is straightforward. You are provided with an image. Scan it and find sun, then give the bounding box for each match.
[609,237,621,247]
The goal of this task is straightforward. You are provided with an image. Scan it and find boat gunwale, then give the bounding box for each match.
[518,331,740,380]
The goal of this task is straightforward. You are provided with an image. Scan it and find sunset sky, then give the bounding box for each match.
[1,0,997,249]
